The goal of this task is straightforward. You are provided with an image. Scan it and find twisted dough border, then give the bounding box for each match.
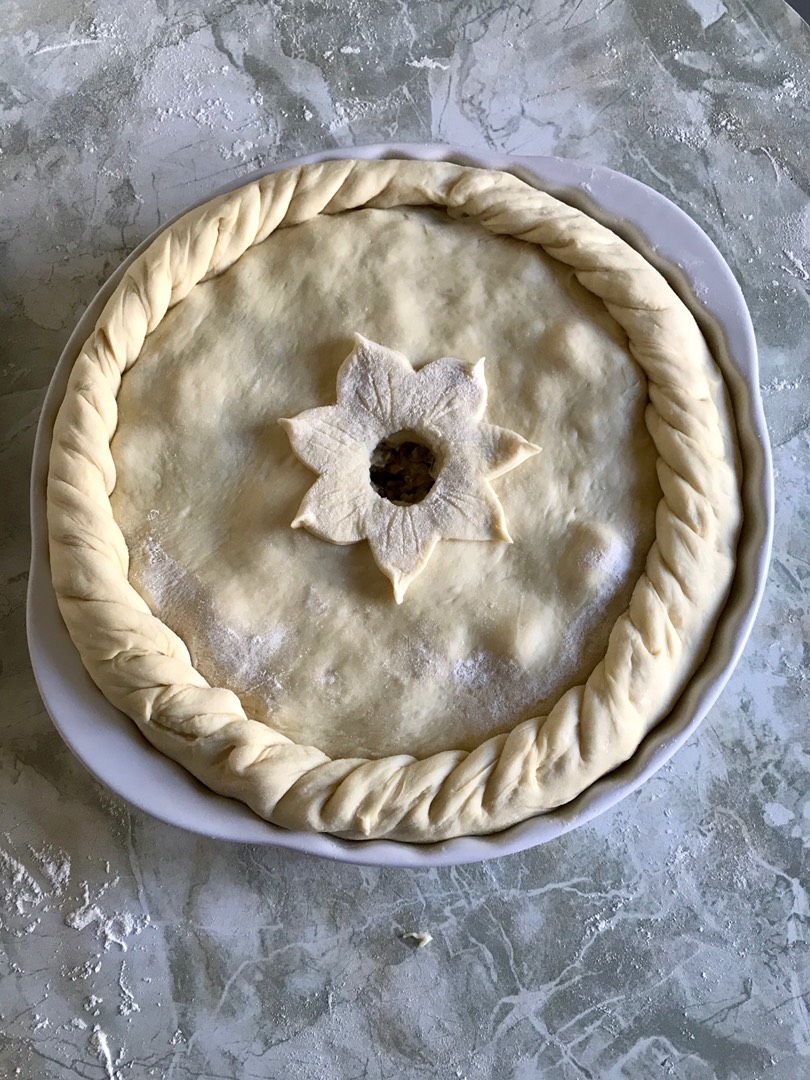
[47,159,741,841]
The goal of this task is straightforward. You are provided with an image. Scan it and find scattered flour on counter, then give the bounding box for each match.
[0,848,45,923]
[31,17,122,57]
[648,121,709,152]
[783,249,809,283]
[64,880,151,951]
[0,841,73,935]
[220,139,258,162]
[756,146,785,186]
[406,56,449,70]
[761,374,806,396]
[135,36,290,168]
[118,962,141,1017]
[328,97,376,132]
[90,1025,121,1080]
[30,844,71,896]
[64,957,103,981]
[0,838,144,1074]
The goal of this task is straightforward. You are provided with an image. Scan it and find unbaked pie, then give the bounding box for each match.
[47,158,742,841]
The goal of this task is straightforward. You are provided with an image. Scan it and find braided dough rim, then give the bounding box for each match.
[46,159,741,842]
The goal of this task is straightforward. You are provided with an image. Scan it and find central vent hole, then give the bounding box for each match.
[369,431,438,505]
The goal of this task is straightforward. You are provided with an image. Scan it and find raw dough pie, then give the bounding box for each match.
[47,158,742,842]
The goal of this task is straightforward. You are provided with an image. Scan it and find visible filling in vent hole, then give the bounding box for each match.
[369,432,438,505]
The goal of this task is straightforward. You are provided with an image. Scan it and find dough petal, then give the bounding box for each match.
[434,474,512,544]
[280,407,368,474]
[335,334,413,433]
[365,502,441,603]
[477,424,541,478]
[291,473,371,543]
[410,356,488,434]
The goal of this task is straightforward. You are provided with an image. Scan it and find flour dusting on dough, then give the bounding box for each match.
[133,517,647,756]
[579,532,634,587]
[140,535,290,709]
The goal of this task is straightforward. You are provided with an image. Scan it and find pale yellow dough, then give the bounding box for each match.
[107,205,657,760]
[47,159,742,841]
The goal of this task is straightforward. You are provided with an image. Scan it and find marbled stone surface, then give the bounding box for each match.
[1,1,809,1077]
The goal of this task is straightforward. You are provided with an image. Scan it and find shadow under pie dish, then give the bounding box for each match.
[44,155,745,844]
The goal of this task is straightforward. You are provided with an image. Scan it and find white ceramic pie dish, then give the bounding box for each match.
[27,144,772,867]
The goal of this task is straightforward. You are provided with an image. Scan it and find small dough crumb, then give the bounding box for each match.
[401,930,433,948]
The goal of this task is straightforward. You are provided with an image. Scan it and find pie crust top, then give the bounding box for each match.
[47,158,742,842]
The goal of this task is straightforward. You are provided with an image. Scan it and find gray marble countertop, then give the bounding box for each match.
[2,2,809,1077]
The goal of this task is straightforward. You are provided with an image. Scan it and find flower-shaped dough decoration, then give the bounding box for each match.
[280,335,540,602]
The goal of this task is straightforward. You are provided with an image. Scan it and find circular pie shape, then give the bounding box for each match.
[46,158,742,842]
